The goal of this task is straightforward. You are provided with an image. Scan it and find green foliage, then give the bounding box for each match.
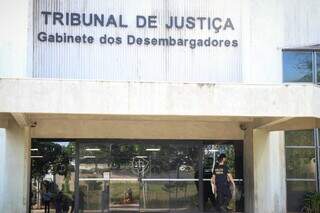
[31,142,74,180]
[302,192,320,213]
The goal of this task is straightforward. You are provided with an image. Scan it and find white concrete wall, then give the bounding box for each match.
[241,0,284,83]
[1,79,320,118]
[0,0,31,77]
[29,0,320,83]
[253,130,286,212]
[283,0,320,47]
[241,0,320,83]
[1,0,320,83]
[0,128,5,211]
[33,0,242,82]
[1,119,31,213]
[244,129,287,213]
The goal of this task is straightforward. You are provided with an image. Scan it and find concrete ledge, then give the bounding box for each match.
[0,78,319,118]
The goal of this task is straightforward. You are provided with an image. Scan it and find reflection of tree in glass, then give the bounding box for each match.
[285,130,316,179]
[31,142,75,210]
[286,149,315,179]
[292,53,313,82]
[285,130,314,146]
[32,142,74,180]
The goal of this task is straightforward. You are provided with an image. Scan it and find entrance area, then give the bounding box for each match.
[29,140,244,213]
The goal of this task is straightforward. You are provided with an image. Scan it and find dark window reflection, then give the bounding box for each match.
[285,130,314,146]
[168,144,200,179]
[30,141,75,213]
[287,181,316,213]
[286,148,316,179]
[31,140,244,213]
[283,51,313,82]
[285,129,319,213]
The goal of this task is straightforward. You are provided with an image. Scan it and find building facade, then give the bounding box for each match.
[0,0,320,212]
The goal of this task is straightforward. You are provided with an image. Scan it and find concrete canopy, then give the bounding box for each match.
[0,78,319,135]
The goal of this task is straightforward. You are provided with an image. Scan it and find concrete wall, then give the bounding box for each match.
[243,126,254,213]
[0,0,31,77]
[31,118,243,139]
[244,128,286,213]
[0,128,5,210]
[241,0,283,83]
[1,119,31,212]
[33,0,242,82]
[241,0,320,83]
[1,79,320,118]
[1,0,319,83]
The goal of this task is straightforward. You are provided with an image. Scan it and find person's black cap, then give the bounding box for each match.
[219,153,226,158]
[217,153,227,162]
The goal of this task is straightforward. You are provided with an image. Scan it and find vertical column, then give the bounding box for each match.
[243,125,254,213]
[244,128,286,212]
[1,118,31,212]
[0,128,5,210]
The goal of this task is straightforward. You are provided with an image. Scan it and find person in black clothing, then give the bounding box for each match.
[211,154,235,212]
[55,191,63,213]
[42,188,51,213]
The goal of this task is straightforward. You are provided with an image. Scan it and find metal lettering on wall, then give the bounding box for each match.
[33,0,242,82]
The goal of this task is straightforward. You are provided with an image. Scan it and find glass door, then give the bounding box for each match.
[202,141,244,212]
[78,141,202,213]
[78,143,114,212]
[75,140,243,213]
[141,142,201,213]
[109,143,141,212]
[79,143,141,213]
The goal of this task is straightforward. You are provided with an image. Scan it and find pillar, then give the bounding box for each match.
[244,127,286,212]
[0,118,31,212]
[0,128,5,210]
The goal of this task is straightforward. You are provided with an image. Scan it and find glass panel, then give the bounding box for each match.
[79,143,143,212]
[110,144,143,178]
[79,180,108,211]
[110,180,140,212]
[142,143,201,212]
[140,181,170,212]
[144,144,170,179]
[283,51,313,82]
[168,144,200,179]
[79,143,112,212]
[30,141,75,213]
[79,143,111,178]
[317,52,320,83]
[287,181,316,213]
[285,130,314,146]
[169,181,199,212]
[31,141,243,212]
[201,180,244,212]
[285,148,316,179]
[202,143,243,212]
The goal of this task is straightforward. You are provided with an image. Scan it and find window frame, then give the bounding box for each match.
[282,49,320,84]
[285,128,320,212]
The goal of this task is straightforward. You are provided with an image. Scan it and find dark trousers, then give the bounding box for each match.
[44,201,50,213]
[216,185,232,210]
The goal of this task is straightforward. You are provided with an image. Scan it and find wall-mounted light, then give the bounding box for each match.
[146,148,161,152]
[83,156,96,159]
[85,148,101,151]
[31,156,43,158]
[30,148,39,151]
[135,156,148,159]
